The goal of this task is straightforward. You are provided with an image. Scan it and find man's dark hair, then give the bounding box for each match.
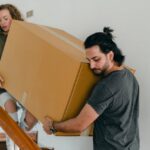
[84,27,125,66]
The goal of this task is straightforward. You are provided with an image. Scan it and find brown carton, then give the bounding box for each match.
[0,21,98,135]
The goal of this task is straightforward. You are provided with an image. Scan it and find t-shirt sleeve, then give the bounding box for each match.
[87,83,113,115]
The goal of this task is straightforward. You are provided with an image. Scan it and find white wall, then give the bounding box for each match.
[0,0,150,150]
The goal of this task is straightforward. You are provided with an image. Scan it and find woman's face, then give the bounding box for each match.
[0,9,13,32]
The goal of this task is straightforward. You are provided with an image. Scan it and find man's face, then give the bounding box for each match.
[86,45,113,75]
[0,9,13,32]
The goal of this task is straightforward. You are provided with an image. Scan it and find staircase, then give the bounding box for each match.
[0,106,41,150]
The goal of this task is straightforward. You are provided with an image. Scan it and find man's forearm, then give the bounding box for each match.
[53,117,85,133]
[43,104,98,135]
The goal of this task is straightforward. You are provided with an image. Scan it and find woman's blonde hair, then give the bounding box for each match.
[0,4,24,21]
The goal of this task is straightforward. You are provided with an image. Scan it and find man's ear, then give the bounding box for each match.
[107,51,114,61]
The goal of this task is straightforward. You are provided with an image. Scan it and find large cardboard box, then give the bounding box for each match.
[0,21,98,135]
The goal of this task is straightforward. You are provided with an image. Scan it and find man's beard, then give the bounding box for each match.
[93,69,103,75]
[92,69,106,77]
[92,62,109,77]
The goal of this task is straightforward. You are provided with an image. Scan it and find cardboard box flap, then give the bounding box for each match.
[50,27,83,50]
[11,21,87,63]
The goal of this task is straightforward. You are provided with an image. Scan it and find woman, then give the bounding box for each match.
[0,4,23,58]
[0,4,37,131]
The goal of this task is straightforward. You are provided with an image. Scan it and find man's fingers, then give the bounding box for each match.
[43,116,54,135]
[43,123,53,135]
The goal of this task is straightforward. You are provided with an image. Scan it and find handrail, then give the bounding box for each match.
[0,106,41,150]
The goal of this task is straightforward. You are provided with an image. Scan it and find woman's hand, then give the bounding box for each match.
[0,75,4,88]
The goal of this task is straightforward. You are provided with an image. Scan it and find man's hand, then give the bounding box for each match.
[0,75,4,87]
[43,116,54,135]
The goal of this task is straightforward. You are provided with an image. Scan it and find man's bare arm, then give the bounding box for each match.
[43,103,99,134]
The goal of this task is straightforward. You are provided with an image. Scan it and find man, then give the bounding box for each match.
[43,27,139,150]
